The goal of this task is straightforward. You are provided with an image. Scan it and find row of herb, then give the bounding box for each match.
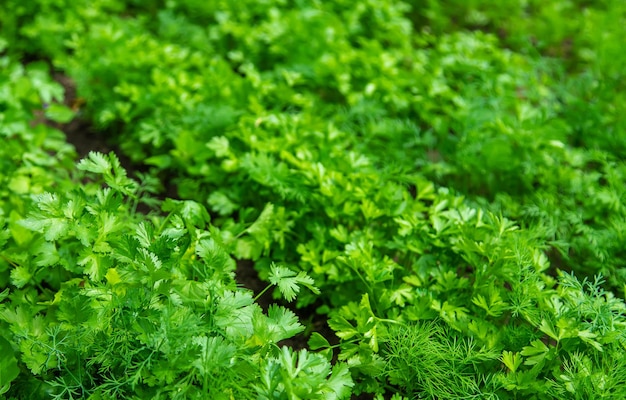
[1,0,626,398]
[0,51,350,398]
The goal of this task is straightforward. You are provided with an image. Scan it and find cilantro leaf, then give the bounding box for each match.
[77,151,111,174]
[268,264,320,302]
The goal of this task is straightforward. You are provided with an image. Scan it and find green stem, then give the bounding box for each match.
[254,284,273,302]
[0,253,18,267]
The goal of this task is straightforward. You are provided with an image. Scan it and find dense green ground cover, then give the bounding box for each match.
[1,1,626,398]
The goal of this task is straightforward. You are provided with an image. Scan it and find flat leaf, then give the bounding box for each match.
[43,218,68,241]
[539,319,559,341]
[44,103,75,123]
[195,238,232,271]
[10,266,31,288]
[323,363,354,400]
[192,336,236,375]
[77,152,111,174]
[501,350,522,372]
[328,316,358,340]
[135,222,153,248]
[247,203,275,243]
[266,305,304,341]
[0,336,19,392]
[521,340,549,366]
[308,332,331,350]
[268,264,319,302]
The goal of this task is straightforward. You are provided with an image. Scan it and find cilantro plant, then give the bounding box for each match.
[2,1,626,398]
[1,152,351,398]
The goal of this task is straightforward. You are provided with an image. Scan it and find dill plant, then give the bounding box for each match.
[383,321,499,399]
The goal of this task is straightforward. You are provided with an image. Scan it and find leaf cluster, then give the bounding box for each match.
[1,151,349,398]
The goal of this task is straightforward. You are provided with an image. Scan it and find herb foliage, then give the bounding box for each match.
[1,0,626,398]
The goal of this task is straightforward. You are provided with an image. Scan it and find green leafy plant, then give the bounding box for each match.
[2,1,626,398]
[1,152,351,398]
